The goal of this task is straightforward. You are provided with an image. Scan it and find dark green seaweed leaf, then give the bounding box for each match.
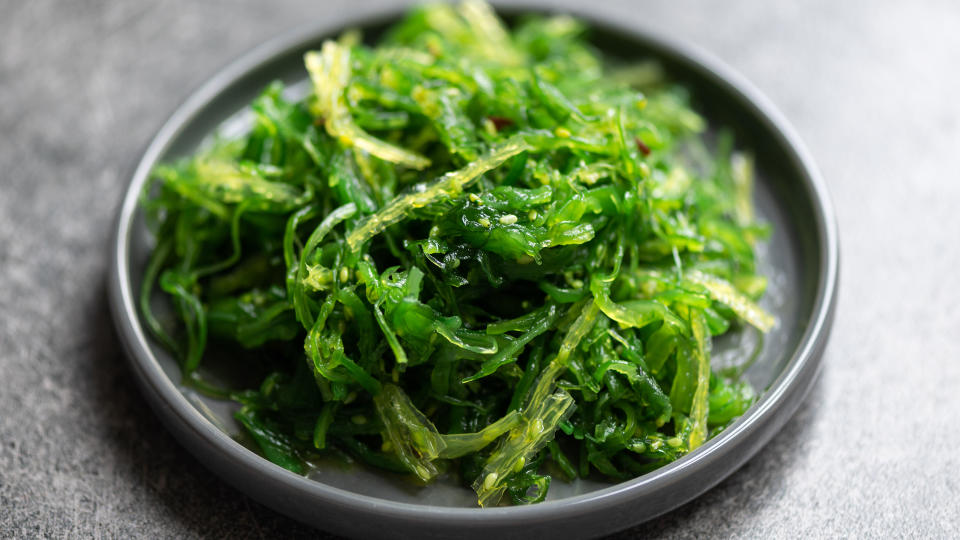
[140,0,773,507]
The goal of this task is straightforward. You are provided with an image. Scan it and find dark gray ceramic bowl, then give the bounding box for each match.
[108,5,838,539]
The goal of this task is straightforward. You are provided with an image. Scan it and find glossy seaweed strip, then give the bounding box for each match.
[140,0,775,507]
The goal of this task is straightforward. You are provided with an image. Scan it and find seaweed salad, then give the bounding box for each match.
[140,0,775,506]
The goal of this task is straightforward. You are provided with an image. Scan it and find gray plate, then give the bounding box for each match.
[108,5,838,539]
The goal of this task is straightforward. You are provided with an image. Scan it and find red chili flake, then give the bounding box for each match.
[488,116,514,131]
[635,137,651,156]
[314,115,326,127]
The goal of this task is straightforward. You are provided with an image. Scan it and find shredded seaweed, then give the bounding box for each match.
[140,0,774,507]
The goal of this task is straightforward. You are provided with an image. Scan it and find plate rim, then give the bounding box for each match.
[107,2,839,534]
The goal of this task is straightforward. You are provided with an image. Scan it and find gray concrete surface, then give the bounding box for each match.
[2,0,959,537]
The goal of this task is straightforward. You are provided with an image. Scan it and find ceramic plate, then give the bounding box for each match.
[108,6,838,538]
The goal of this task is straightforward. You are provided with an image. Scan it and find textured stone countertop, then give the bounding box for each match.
[2,1,959,537]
